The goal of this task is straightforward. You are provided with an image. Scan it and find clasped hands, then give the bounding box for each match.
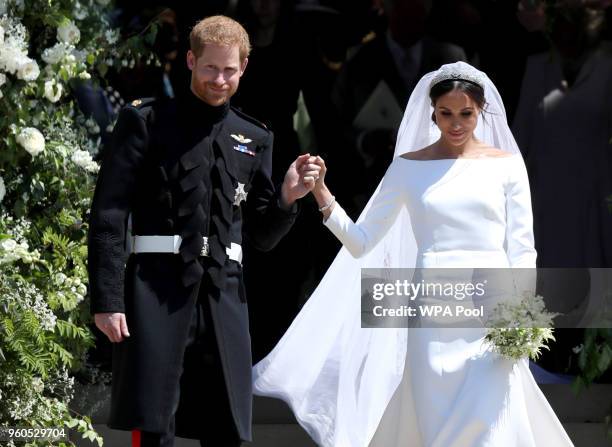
[279,153,328,208]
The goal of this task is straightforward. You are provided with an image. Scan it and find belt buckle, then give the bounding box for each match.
[200,236,209,257]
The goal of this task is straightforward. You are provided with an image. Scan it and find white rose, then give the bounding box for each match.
[78,71,91,80]
[0,48,26,74]
[1,239,17,251]
[42,42,70,65]
[16,127,45,157]
[0,176,5,203]
[57,21,80,45]
[44,79,62,103]
[55,272,67,284]
[71,149,98,172]
[71,149,91,167]
[17,58,39,81]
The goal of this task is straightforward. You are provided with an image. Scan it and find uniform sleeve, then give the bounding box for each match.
[323,160,406,258]
[88,106,149,314]
[505,156,537,268]
[243,131,298,251]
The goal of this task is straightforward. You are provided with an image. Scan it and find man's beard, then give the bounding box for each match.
[203,83,235,104]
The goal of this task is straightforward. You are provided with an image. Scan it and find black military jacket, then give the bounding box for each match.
[87,90,298,440]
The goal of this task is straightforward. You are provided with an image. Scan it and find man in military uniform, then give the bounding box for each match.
[88,15,321,447]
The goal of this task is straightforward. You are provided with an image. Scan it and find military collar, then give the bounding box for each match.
[180,90,230,124]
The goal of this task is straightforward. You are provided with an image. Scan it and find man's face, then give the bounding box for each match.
[187,44,248,106]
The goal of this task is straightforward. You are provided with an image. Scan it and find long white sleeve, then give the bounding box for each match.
[505,156,537,268]
[323,160,406,258]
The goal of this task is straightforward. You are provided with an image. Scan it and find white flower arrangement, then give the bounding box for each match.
[0,237,40,264]
[485,291,559,361]
[56,19,80,45]
[71,148,99,173]
[16,56,38,80]
[0,16,40,81]
[0,0,153,440]
[43,78,62,102]
[16,127,45,156]
[41,41,71,64]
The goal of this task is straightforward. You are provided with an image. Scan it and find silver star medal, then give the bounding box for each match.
[234,182,248,206]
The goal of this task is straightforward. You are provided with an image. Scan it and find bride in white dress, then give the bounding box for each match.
[252,62,573,446]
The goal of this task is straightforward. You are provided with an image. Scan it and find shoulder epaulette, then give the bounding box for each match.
[231,106,269,132]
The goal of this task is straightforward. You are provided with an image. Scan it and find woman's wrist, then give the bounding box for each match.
[313,185,336,221]
[313,184,332,207]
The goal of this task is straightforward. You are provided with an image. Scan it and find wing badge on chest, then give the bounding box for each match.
[231,134,256,156]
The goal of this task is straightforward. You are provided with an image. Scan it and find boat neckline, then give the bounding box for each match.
[398,154,518,161]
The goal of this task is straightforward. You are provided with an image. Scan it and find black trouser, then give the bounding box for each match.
[140,293,242,447]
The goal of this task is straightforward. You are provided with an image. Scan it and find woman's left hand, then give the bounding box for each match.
[308,156,327,193]
[301,155,325,191]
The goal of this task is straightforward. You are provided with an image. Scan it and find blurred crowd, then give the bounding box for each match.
[83,0,612,374]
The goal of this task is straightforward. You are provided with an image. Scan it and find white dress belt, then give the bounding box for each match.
[131,235,243,265]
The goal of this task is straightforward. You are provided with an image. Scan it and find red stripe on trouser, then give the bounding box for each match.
[132,430,141,447]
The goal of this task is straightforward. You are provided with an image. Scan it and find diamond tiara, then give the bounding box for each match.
[430,64,486,90]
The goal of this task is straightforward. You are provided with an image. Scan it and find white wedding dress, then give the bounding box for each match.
[253,154,574,446]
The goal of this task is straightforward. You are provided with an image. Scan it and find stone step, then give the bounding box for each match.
[539,384,612,423]
[563,423,612,447]
[74,384,612,426]
[74,422,609,447]
[73,424,316,447]
[71,385,612,446]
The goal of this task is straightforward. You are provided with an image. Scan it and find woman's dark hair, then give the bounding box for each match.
[429,79,487,124]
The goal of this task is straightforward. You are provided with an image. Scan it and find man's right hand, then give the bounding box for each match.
[94,312,130,343]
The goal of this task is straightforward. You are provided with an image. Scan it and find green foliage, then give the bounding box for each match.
[0,0,154,445]
[572,328,612,392]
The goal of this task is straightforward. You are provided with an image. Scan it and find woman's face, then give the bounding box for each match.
[433,89,480,147]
